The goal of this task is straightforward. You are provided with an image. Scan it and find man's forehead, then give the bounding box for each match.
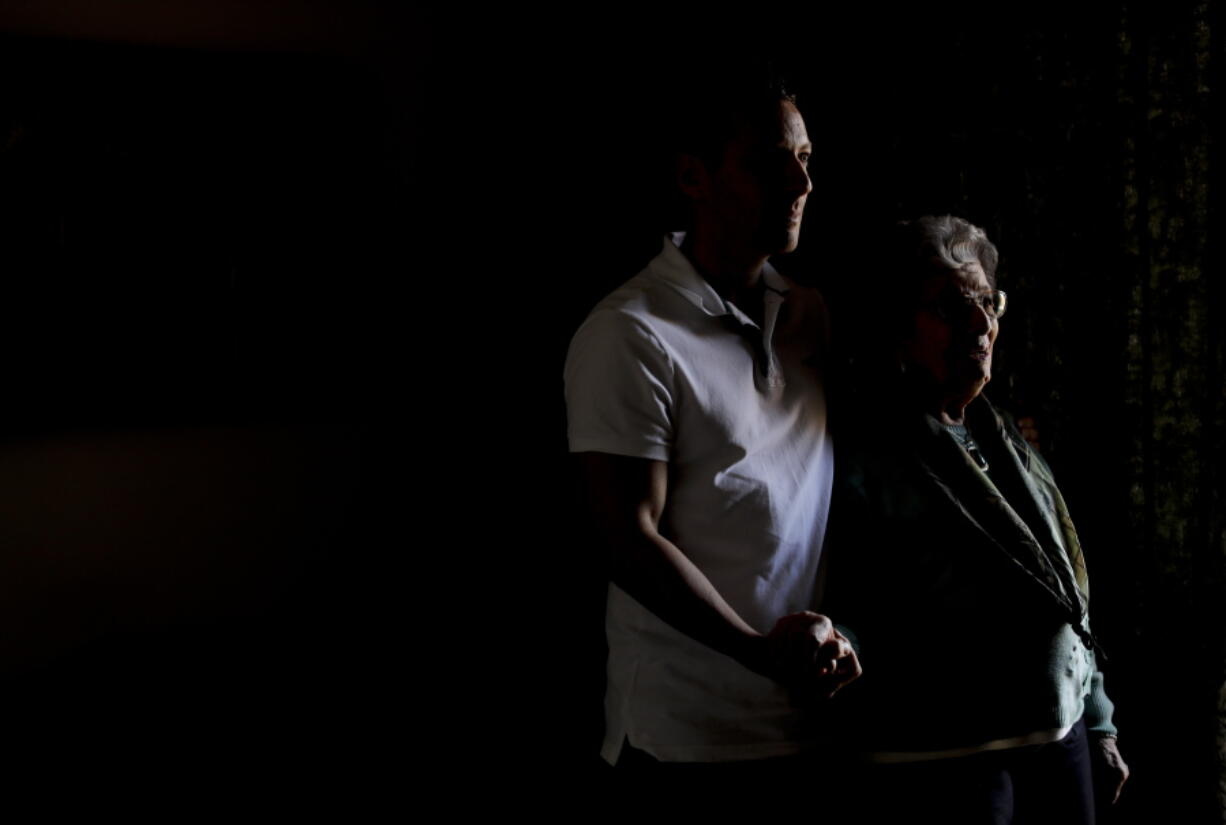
[777,101,809,140]
[727,100,809,148]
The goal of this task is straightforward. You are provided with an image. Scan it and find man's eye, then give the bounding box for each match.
[798,152,811,166]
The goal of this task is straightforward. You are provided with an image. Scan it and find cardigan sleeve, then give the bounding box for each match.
[1083,669,1118,736]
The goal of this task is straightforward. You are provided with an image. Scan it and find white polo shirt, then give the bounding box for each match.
[564,237,834,763]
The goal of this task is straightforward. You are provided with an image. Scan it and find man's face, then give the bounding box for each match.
[688,100,813,257]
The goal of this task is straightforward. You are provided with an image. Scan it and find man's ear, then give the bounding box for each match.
[677,153,709,201]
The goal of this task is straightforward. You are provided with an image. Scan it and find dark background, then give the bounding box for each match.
[0,3,1221,819]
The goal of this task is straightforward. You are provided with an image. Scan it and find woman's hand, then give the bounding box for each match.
[1095,734,1130,804]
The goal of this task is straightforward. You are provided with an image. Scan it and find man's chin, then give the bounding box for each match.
[763,231,801,256]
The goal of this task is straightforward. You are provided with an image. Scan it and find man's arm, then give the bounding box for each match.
[579,451,860,697]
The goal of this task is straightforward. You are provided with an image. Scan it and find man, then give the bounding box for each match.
[564,78,860,768]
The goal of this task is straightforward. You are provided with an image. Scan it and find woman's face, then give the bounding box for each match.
[900,260,999,404]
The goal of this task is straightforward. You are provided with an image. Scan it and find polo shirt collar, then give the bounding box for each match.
[651,234,790,328]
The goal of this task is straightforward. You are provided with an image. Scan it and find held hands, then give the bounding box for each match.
[748,611,862,700]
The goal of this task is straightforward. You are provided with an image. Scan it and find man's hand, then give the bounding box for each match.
[1095,735,1130,805]
[759,611,862,699]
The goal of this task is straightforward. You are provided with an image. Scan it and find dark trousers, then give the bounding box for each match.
[862,721,1097,825]
[611,723,1097,823]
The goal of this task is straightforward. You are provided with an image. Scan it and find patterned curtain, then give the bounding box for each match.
[1004,7,1226,822]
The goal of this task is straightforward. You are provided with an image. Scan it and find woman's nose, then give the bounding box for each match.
[966,301,994,333]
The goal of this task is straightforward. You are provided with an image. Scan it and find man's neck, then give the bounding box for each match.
[680,232,769,302]
[680,232,772,328]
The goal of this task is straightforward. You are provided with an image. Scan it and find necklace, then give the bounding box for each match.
[945,423,990,472]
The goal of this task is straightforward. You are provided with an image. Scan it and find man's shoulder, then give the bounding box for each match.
[569,250,691,350]
[564,266,678,385]
[587,269,663,321]
[571,274,668,351]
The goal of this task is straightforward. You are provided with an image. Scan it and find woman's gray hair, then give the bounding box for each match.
[894,215,999,288]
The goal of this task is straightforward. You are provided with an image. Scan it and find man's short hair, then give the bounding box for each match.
[671,70,798,170]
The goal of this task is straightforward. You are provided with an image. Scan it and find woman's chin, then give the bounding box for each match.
[970,375,991,399]
[947,368,991,400]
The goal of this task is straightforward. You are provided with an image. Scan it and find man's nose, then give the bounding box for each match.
[786,157,812,200]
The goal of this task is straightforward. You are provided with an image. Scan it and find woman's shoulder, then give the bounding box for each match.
[971,396,1058,482]
[834,407,944,519]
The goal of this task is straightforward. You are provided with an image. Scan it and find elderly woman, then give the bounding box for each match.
[827,216,1128,823]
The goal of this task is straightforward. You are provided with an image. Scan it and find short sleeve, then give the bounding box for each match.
[564,309,674,461]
